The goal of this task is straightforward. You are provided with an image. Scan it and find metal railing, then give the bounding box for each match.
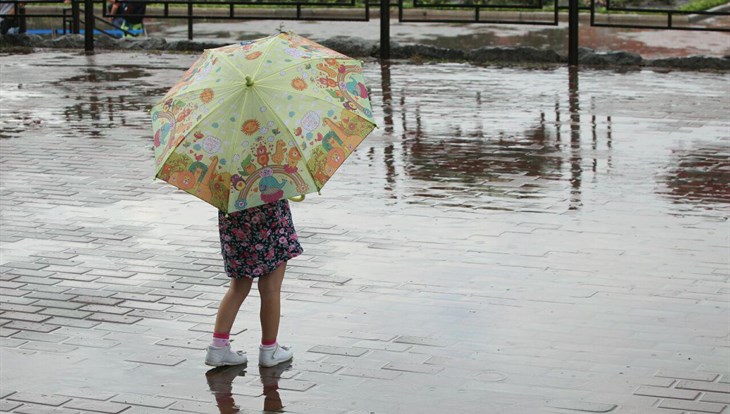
[2,0,729,61]
[590,0,730,31]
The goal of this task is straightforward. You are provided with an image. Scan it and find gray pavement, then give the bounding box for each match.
[0,50,729,414]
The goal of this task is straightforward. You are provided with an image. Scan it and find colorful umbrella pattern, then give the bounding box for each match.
[151,32,376,212]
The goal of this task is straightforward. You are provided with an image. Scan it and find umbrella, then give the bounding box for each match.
[151,32,376,213]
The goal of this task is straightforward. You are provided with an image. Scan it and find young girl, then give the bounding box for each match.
[205,199,303,367]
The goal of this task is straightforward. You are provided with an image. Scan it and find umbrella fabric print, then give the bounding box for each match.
[151,32,376,213]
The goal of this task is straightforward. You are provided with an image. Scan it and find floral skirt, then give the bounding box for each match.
[218,200,303,279]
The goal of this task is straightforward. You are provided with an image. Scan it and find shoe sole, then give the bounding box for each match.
[205,360,248,367]
[258,356,293,368]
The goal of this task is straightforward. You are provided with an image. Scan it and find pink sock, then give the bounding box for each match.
[261,338,277,347]
[212,332,230,348]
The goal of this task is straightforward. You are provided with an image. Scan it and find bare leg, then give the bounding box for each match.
[258,262,287,343]
[214,277,253,334]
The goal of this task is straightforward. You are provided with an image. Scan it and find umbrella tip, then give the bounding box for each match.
[245,76,254,87]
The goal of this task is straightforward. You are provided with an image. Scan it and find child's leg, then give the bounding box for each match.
[214,277,253,337]
[258,262,287,344]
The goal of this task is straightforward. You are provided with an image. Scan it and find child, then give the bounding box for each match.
[205,199,303,367]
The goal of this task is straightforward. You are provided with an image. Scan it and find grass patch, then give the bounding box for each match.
[678,0,728,11]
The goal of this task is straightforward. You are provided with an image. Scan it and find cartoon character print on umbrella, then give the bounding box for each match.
[157,129,232,211]
[315,59,373,119]
[231,135,309,210]
[307,109,373,188]
[152,98,199,166]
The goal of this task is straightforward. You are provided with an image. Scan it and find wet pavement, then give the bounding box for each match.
[0,50,729,414]
[149,18,730,58]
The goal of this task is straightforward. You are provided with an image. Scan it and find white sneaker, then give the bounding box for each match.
[205,345,248,367]
[258,343,293,367]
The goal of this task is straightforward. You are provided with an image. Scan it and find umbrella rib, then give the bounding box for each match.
[213,49,248,81]
[252,87,321,192]
[251,35,280,81]
[254,57,362,85]
[154,90,242,178]
[256,83,376,126]
[225,88,252,213]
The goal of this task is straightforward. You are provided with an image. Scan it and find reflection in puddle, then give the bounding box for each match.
[206,364,247,413]
[376,64,615,212]
[658,144,730,209]
[205,362,292,413]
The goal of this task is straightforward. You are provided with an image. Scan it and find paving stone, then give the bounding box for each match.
[111,293,162,302]
[547,400,618,413]
[127,309,180,320]
[656,370,720,382]
[86,313,143,324]
[165,305,216,316]
[0,399,22,411]
[12,331,69,343]
[352,340,412,352]
[0,338,27,348]
[124,354,186,366]
[44,317,100,329]
[40,308,93,319]
[56,390,118,401]
[393,336,449,347]
[277,379,317,392]
[110,393,176,408]
[0,311,51,323]
[155,338,209,350]
[657,398,727,413]
[339,367,402,380]
[286,293,342,303]
[0,303,43,313]
[12,273,57,282]
[63,399,131,413]
[12,404,82,414]
[676,380,730,394]
[293,361,344,374]
[701,392,730,404]
[4,321,60,333]
[6,392,71,406]
[2,261,49,270]
[338,331,397,342]
[70,296,122,305]
[118,300,171,311]
[167,399,217,413]
[32,300,86,310]
[309,345,369,357]
[382,362,444,374]
[0,327,19,337]
[78,304,132,315]
[63,337,120,348]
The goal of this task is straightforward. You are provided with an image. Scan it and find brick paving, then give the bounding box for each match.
[0,51,728,413]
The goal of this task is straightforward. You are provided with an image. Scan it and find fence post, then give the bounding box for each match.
[380,0,389,59]
[568,0,579,66]
[72,0,80,34]
[187,0,193,40]
[84,0,94,52]
[17,3,26,33]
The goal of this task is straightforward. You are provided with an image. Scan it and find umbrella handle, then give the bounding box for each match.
[289,195,305,202]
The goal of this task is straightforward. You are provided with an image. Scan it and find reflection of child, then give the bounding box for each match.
[205,200,303,368]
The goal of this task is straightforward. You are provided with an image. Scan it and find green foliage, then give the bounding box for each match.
[679,0,728,11]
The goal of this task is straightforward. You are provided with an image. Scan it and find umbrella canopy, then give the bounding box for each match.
[151,32,376,213]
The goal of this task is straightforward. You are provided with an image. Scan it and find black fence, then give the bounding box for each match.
[1,0,728,60]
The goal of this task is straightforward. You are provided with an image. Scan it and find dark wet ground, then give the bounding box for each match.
[0,51,728,413]
[147,19,730,58]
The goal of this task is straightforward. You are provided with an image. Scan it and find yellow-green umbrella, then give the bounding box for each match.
[151,32,376,213]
